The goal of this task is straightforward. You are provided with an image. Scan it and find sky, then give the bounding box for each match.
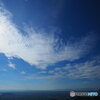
[0,0,100,91]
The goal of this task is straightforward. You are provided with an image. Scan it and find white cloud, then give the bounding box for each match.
[20,71,26,74]
[38,71,47,74]
[8,62,16,69]
[0,4,95,69]
[24,74,63,80]
[27,56,100,80]
[67,59,100,79]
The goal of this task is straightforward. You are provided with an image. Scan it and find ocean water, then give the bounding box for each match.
[0,91,100,100]
[0,91,70,100]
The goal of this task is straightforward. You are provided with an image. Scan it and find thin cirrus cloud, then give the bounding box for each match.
[25,56,100,80]
[0,67,7,72]
[20,71,26,74]
[0,4,95,69]
[66,58,100,79]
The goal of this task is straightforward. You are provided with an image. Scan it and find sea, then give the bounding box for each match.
[0,90,100,100]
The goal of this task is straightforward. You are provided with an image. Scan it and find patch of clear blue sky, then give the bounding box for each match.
[0,0,100,90]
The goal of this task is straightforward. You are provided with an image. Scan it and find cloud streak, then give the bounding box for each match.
[0,67,7,72]
[0,4,95,69]
[8,62,16,69]
[20,71,26,74]
[25,56,100,80]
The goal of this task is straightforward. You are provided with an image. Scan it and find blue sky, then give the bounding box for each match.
[0,0,100,91]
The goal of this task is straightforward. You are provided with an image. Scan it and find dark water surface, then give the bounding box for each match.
[0,91,100,100]
[0,91,69,100]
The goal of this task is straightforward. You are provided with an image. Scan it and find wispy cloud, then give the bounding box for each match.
[25,56,100,80]
[64,57,100,79]
[24,73,63,80]
[8,62,16,69]
[0,3,95,69]
[0,67,7,72]
[20,71,26,74]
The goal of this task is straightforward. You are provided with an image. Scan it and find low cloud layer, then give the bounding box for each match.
[0,4,95,69]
